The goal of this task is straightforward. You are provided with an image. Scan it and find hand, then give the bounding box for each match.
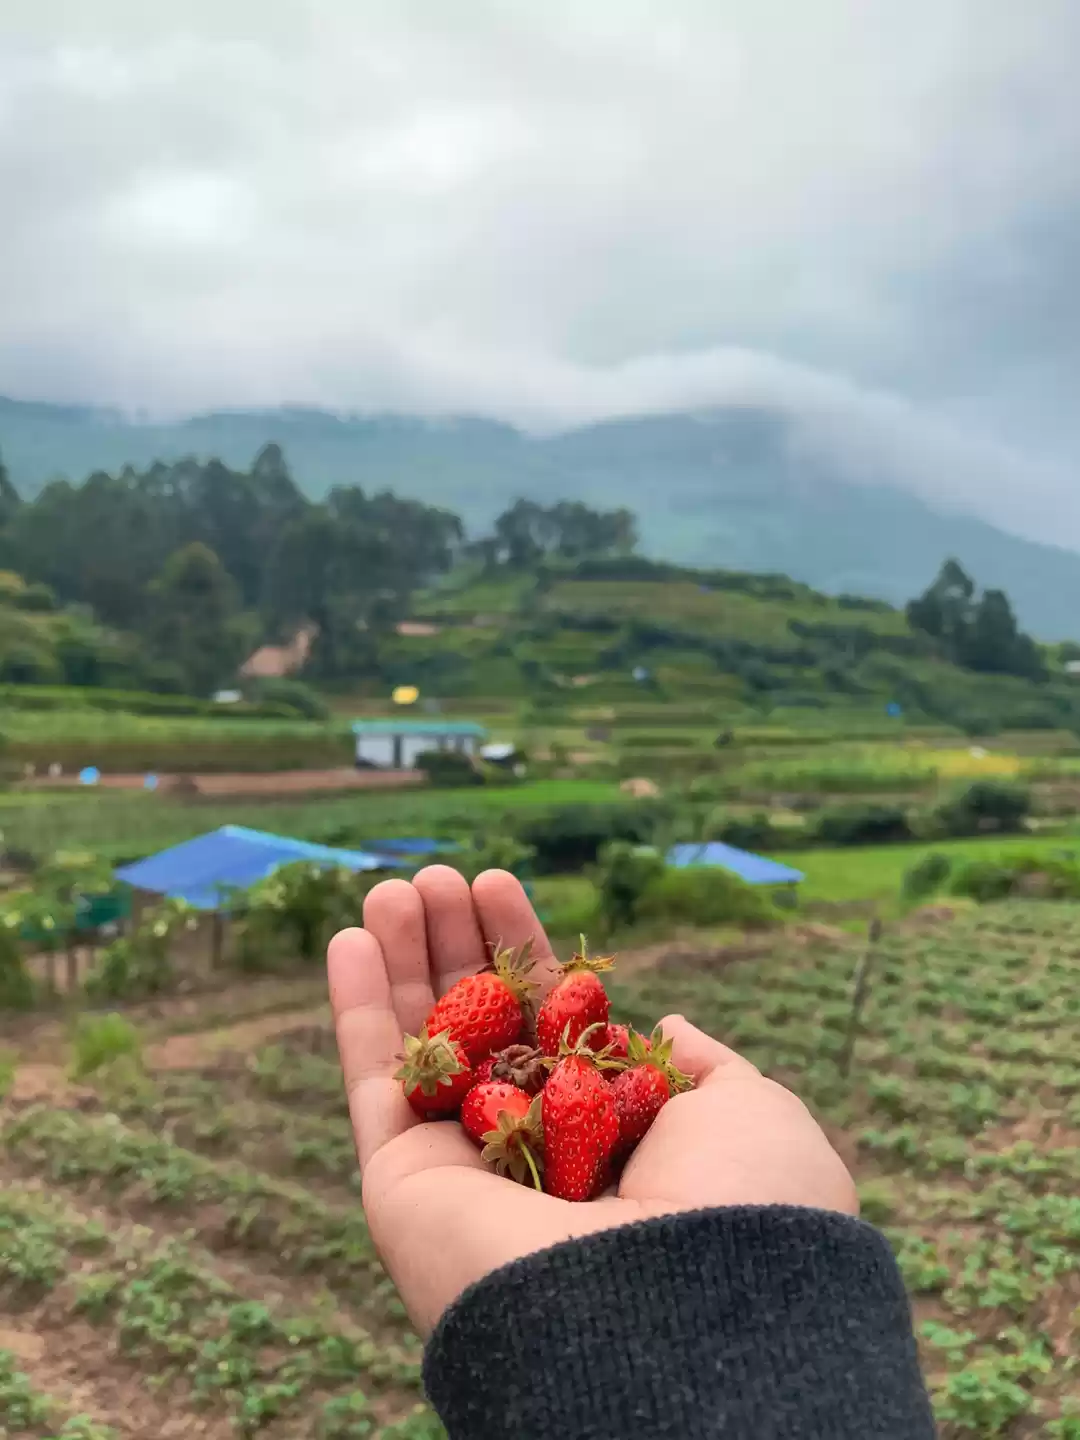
[327,867,857,1337]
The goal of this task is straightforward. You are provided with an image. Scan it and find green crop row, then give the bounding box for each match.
[0,1107,397,1322]
[0,1187,434,1439]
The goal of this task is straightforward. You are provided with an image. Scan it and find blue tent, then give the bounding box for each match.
[366,837,456,857]
[665,842,804,886]
[115,825,406,911]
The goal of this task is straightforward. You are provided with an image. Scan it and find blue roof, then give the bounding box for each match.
[665,842,804,886]
[351,719,486,737]
[366,837,457,856]
[115,825,405,910]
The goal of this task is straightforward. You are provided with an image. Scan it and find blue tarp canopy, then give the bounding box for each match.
[115,825,405,911]
[366,837,456,856]
[665,842,804,886]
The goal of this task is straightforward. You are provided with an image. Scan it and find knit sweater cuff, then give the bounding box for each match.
[423,1205,934,1440]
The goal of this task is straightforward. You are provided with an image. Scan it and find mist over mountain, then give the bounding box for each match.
[2,393,1078,639]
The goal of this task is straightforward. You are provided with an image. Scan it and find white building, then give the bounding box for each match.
[352,719,487,770]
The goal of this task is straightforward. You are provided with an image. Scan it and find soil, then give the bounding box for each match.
[22,767,425,796]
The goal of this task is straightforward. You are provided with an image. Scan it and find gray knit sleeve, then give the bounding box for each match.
[423,1206,935,1439]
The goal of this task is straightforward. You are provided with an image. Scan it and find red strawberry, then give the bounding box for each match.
[425,941,537,1066]
[537,936,614,1056]
[461,1082,544,1189]
[610,1025,693,1155]
[604,1022,651,1063]
[541,1023,621,1201]
[471,1055,498,1088]
[395,1028,474,1118]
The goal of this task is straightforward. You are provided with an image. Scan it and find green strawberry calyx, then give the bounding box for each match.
[395,1027,466,1097]
[627,1024,694,1094]
[480,1093,545,1190]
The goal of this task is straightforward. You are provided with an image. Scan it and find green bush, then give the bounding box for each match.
[705,810,790,852]
[415,749,484,787]
[636,865,777,929]
[515,802,666,875]
[594,841,666,932]
[813,804,913,847]
[950,850,1080,903]
[932,780,1032,838]
[901,853,951,904]
[69,1013,142,1079]
[242,677,330,719]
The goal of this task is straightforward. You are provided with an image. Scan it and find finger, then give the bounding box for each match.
[658,1013,760,1086]
[412,865,488,996]
[363,879,435,1037]
[471,870,563,998]
[328,926,416,1171]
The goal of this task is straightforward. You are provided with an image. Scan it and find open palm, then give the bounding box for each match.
[327,866,856,1336]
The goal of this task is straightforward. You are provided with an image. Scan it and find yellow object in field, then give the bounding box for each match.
[392,685,419,705]
[920,747,1021,778]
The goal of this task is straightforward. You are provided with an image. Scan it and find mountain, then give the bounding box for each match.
[2,395,1078,638]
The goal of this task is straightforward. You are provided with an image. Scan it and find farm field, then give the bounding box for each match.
[3,902,1080,1436]
[0,778,625,862]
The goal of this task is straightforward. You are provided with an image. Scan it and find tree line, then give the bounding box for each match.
[0,445,634,695]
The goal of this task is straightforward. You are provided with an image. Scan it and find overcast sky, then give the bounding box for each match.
[2,1,1080,544]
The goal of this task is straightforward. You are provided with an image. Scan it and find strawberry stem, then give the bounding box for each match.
[521,1141,543,1193]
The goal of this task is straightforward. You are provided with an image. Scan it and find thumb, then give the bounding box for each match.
[657,1014,760,1087]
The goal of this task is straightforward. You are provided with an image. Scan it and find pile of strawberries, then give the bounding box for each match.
[395,937,692,1201]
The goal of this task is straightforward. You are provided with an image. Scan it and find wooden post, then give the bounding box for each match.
[838,917,883,1079]
[66,942,78,993]
[211,912,224,971]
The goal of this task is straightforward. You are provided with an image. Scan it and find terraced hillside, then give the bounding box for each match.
[3,903,1080,1436]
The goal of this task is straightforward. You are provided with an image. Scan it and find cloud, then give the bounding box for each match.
[1,0,1080,544]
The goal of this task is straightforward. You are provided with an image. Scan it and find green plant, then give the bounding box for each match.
[813,804,913,847]
[636,865,776,930]
[84,897,193,999]
[69,1013,142,1080]
[933,780,1032,839]
[901,852,951,905]
[414,749,483,787]
[593,841,665,932]
[0,1045,15,1099]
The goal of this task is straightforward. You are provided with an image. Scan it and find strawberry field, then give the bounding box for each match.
[3,902,1080,1436]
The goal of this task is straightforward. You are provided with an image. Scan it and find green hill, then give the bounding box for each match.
[380,557,1080,736]
[4,396,1080,637]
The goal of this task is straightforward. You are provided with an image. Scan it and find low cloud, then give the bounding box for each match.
[1,0,1079,544]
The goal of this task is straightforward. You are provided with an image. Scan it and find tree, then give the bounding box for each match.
[0,449,19,531]
[145,543,246,696]
[906,558,974,643]
[906,559,1046,682]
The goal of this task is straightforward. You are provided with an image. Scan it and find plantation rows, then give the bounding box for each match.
[612,903,1080,1436]
[0,1184,438,1439]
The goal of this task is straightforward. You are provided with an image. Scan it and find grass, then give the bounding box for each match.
[795,833,1080,908]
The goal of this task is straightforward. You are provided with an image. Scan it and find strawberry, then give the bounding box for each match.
[536,936,614,1056]
[395,1028,474,1118]
[603,1022,651,1063]
[541,1023,621,1201]
[461,1081,544,1189]
[610,1025,693,1155]
[469,1043,546,1095]
[425,941,537,1066]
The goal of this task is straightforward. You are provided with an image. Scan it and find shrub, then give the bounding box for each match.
[515,802,666,875]
[705,810,789,852]
[594,841,666,932]
[636,865,777,929]
[901,853,952,905]
[813,804,914,847]
[235,862,377,969]
[70,1012,142,1079]
[442,836,535,885]
[242,677,329,719]
[932,780,1032,838]
[950,850,1080,903]
[416,749,484,787]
